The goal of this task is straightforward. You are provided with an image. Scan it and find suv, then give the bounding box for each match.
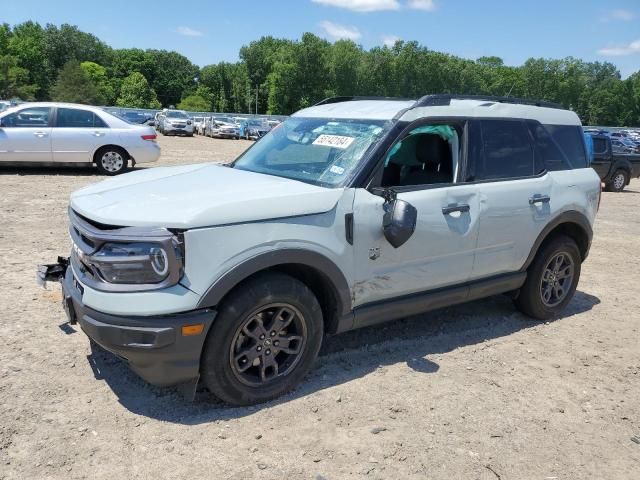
[38,95,600,405]
[159,109,194,136]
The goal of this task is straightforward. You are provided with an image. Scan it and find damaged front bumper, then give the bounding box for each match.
[36,258,216,393]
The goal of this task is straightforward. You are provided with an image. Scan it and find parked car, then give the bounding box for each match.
[0,102,160,175]
[239,118,270,140]
[589,134,640,191]
[203,116,218,137]
[0,100,10,112]
[39,95,599,405]
[192,116,205,134]
[611,139,634,154]
[212,119,240,139]
[159,109,193,136]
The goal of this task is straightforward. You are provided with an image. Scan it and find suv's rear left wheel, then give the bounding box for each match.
[514,235,581,320]
[201,272,323,406]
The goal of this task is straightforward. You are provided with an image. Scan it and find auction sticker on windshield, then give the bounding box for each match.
[313,134,355,149]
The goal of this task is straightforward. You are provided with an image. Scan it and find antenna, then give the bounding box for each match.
[505,82,515,97]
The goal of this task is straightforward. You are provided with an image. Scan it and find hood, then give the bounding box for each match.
[70,164,343,229]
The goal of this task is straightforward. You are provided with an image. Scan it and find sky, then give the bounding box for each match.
[2,0,640,78]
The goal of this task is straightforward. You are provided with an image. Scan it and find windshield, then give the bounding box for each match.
[233,117,389,187]
[167,111,188,119]
[217,117,235,124]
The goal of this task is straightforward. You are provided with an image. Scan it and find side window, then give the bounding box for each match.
[527,121,570,172]
[476,120,534,180]
[57,108,105,128]
[543,125,587,168]
[0,107,50,128]
[592,138,607,155]
[380,124,458,188]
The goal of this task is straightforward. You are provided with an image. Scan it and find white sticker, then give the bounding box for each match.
[313,134,355,149]
[329,165,345,175]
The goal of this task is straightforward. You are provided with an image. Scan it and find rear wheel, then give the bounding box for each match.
[606,169,628,192]
[95,147,128,175]
[201,272,323,406]
[514,235,581,320]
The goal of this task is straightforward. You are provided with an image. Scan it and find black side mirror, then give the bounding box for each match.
[382,196,417,248]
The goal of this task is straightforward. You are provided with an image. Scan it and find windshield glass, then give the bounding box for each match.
[216,117,235,124]
[233,117,389,187]
[167,111,188,119]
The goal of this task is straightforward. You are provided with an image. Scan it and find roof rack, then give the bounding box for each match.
[313,96,415,106]
[414,94,564,110]
[313,94,564,110]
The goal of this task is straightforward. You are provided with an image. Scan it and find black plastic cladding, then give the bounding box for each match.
[313,94,564,110]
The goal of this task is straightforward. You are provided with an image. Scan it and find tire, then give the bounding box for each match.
[606,169,628,192]
[201,272,323,406]
[514,235,581,320]
[95,146,128,175]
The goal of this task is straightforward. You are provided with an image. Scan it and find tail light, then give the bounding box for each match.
[141,134,157,141]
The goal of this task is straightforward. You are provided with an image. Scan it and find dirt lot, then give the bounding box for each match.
[1,134,639,479]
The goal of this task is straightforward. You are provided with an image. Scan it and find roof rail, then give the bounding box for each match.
[414,94,564,110]
[313,96,415,106]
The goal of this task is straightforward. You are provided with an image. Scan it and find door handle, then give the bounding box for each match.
[33,131,47,137]
[529,194,551,205]
[92,131,105,137]
[442,203,470,215]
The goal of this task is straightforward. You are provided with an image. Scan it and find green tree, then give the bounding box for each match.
[178,85,213,111]
[80,61,114,104]
[116,72,161,108]
[50,60,103,104]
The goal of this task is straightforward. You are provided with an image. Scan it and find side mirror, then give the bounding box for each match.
[382,196,417,248]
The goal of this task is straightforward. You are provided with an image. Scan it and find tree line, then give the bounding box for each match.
[1,22,639,126]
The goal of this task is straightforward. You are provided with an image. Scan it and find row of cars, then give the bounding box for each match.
[584,128,640,154]
[192,115,277,140]
[148,108,280,140]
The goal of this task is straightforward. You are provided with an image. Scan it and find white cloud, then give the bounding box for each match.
[407,0,436,11]
[319,21,362,40]
[175,26,203,37]
[312,0,400,12]
[597,39,640,56]
[601,9,635,22]
[382,35,401,47]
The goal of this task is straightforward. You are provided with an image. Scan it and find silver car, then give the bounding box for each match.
[0,102,160,175]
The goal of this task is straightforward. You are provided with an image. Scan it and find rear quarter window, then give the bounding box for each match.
[543,125,587,168]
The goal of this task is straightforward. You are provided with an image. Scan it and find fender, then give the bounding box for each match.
[196,248,353,317]
[521,210,593,271]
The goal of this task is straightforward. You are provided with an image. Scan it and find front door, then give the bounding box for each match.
[0,106,52,162]
[352,122,480,308]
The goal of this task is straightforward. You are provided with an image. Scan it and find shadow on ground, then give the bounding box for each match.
[0,164,150,176]
[82,290,600,424]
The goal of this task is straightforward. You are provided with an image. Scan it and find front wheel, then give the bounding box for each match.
[95,147,128,175]
[514,235,581,320]
[606,169,628,192]
[201,272,323,406]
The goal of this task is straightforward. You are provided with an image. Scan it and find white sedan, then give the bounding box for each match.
[0,102,160,175]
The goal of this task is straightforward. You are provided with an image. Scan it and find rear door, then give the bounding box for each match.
[589,136,612,179]
[51,107,112,162]
[468,119,553,279]
[0,106,52,162]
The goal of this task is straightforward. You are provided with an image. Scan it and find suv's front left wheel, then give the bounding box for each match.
[514,235,581,320]
[201,272,323,405]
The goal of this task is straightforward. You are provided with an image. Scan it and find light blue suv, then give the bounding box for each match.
[39,95,601,405]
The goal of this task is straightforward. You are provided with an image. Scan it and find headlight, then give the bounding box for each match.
[91,242,180,284]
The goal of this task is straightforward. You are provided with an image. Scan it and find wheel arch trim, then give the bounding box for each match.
[196,249,353,318]
[521,210,593,271]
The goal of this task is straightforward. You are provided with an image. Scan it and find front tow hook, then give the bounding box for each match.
[36,256,69,288]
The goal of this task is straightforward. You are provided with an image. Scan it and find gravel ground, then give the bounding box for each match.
[1,134,639,479]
